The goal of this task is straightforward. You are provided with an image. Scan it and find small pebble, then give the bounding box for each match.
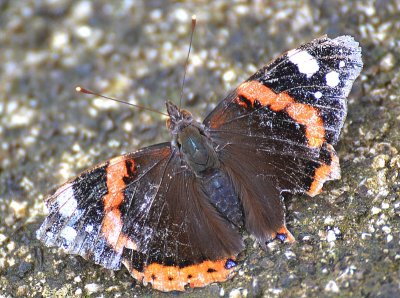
[326,230,337,242]
[361,233,372,240]
[371,207,381,215]
[0,234,7,244]
[51,31,69,50]
[325,280,340,293]
[223,69,236,82]
[10,200,28,219]
[71,1,93,21]
[84,283,103,294]
[379,53,395,71]
[381,202,390,209]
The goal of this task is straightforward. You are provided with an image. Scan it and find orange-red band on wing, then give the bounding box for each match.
[123,258,236,292]
[236,81,325,148]
[102,156,137,252]
[271,225,295,243]
[307,144,341,196]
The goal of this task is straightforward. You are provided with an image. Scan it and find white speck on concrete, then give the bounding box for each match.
[51,31,69,50]
[84,283,103,294]
[173,8,189,22]
[371,206,381,215]
[123,121,133,132]
[75,25,92,38]
[326,230,337,242]
[150,9,162,20]
[229,288,241,298]
[71,1,93,21]
[324,216,334,225]
[25,51,47,66]
[10,200,28,219]
[325,280,340,293]
[74,275,82,283]
[270,288,283,294]
[75,288,82,295]
[380,53,395,72]
[223,70,236,82]
[0,234,7,244]
[361,233,372,240]
[235,5,250,15]
[9,106,35,127]
[285,250,296,259]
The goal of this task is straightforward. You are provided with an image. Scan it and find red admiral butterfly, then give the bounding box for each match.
[37,32,362,291]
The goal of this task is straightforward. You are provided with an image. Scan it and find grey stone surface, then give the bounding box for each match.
[0,1,399,297]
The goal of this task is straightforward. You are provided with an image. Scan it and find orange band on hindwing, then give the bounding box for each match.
[123,257,237,292]
[307,143,341,196]
[271,225,295,243]
[236,81,325,148]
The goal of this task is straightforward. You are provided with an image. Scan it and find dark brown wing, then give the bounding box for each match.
[203,36,362,245]
[37,142,243,291]
[121,148,243,291]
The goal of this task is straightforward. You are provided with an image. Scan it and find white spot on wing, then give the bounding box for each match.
[55,184,78,217]
[85,225,93,233]
[326,71,340,87]
[339,61,345,68]
[60,226,77,242]
[288,49,319,78]
[314,91,323,99]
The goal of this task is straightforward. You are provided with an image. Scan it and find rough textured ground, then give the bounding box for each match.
[1,1,399,297]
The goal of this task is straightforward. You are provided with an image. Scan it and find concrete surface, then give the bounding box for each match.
[0,1,399,297]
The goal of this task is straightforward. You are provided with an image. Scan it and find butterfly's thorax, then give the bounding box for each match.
[178,125,219,176]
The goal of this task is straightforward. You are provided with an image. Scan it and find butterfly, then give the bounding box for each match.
[37,35,362,291]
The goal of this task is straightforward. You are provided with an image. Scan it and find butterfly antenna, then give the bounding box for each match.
[76,86,169,116]
[178,15,197,110]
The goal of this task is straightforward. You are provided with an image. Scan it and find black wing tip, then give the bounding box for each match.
[331,35,363,64]
[332,35,361,48]
[313,35,363,63]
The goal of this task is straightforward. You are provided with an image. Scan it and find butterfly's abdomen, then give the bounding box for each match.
[201,169,243,227]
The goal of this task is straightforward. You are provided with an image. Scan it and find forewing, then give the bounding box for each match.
[204,35,362,244]
[36,143,172,269]
[205,35,362,145]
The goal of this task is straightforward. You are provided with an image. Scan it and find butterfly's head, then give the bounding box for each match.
[166,101,193,132]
